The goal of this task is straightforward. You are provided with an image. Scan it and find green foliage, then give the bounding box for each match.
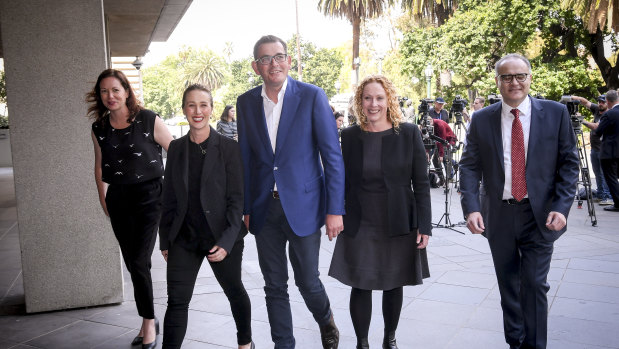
[0,70,6,105]
[217,57,263,107]
[399,0,603,105]
[288,35,344,98]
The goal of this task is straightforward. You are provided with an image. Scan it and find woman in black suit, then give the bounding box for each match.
[159,84,253,349]
[329,75,432,349]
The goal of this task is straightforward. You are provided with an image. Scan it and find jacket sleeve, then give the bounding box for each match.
[236,97,253,216]
[214,140,245,254]
[550,105,580,217]
[159,140,178,251]
[459,115,483,216]
[410,126,433,235]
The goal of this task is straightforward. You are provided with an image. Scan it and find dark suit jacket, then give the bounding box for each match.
[596,105,619,159]
[159,127,246,254]
[236,77,345,236]
[341,123,432,238]
[459,97,579,242]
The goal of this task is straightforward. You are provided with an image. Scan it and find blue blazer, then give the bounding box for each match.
[236,77,345,236]
[459,97,579,241]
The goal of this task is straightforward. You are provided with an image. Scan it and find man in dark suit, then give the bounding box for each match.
[596,89,619,211]
[459,54,579,349]
[236,35,345,349]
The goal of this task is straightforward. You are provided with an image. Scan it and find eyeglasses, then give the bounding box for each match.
[498,73,529,83]
[255,54,287,65]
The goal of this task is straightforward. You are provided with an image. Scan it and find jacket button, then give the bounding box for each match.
[274,167,278,170]
[205,210,210,214]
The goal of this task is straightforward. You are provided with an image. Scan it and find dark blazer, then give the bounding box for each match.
[236,76,345,236]
[596,105,619,159]
[159,127,246,254]
[341,123,432,238]
[459,97,579,242]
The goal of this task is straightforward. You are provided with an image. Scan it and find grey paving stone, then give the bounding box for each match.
[434,270,497,289]
[418,283,490,306]
[556,281,619,303]
[548,316,619,348]
[401,298,476,326]
[25,320,129,348]
[562,268,619,287]
[567,257,619,273]
[0,313,78,343]
[443,327,507,349]
[550,297,619,323]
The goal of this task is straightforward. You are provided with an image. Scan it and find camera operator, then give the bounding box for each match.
[429,97,449,122]
[422,118,458,185]
[570,94,612,205]
[595,90,619,211]
[404,99,416,123]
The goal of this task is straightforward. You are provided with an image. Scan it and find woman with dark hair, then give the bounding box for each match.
[87,68,173,349]
[159,84,253,349]
[217,105,238,140]
[329,75,431,349]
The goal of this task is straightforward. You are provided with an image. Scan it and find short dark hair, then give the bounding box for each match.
[253,35,287,60]
[86,69,142,124]
[182,84,212,108]
[220,105,235,122]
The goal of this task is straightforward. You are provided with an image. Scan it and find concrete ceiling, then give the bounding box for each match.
[0,0,192,58]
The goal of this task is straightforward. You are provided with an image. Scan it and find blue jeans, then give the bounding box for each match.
[590,149,611,200]
[255,198,332,349]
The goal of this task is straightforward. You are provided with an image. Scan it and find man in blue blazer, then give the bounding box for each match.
[459,54,579,349]
[596,89,619,211]
[236,35,345,349]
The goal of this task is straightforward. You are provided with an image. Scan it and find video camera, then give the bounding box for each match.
[449,95,467,124]
[398,97,409,108]
[559,95,584,130]
[488,94,502,105]
[417,99,435,149]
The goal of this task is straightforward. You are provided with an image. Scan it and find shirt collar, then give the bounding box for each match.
[501,96,530,117]
[260,77,288,103]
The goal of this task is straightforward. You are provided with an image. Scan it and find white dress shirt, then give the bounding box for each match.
[501,97,531,200]
[261,78,288,191]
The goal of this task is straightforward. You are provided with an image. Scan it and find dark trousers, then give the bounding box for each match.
[106,178,162,319]
[591,150,611,200]
[601,158,619,207]
[255,197,332,349]
[163,239,252,348]
[487,202,553,349]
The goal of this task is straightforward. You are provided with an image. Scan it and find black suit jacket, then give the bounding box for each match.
[340,123,432,238]
[459,97,579,242]
[596,105,619,159]
[159,127,246,253]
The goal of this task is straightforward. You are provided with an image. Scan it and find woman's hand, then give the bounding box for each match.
[161,250,168,262]
[416,230,429,249]
[207,245,228,263]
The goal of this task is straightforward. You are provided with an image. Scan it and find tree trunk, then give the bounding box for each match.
[352,16,361,70]
[589,27,619,90]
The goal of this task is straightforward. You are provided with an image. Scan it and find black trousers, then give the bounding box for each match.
[487,201,553,349]
[601,158,619,207]
[163,239,252,348]
[106,178,162,319]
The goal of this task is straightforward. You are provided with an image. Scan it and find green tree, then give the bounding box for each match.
[0,70,6,105]
[178,47,227,90]
[218,57,263,107]
[142,55,183,118]
[287,35,344,98]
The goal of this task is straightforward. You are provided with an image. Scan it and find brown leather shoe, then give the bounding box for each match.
[319,313,339,349]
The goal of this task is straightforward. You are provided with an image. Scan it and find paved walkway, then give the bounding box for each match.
[1,167,619,348]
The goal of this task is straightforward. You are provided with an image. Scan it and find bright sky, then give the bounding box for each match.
[143,0,354,67]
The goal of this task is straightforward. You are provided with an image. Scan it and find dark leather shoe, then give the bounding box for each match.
[142,339,157,349]
[382,331,398,349]
[604,206,619,212]
[131,335,143,346]
[356,337,369,349]
[319,313,339,349]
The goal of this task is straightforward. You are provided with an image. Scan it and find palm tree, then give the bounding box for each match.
[318,0,392,76]
[403,0,459,26]
[223,41,234,63]
[177,47,226,91]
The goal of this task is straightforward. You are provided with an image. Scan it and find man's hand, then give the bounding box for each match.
[207,245,228,263]
[243,215,250,230]
[161,250,168,262]
[546,211,567,231]
[466,212,485,234]
[325,214,343,241]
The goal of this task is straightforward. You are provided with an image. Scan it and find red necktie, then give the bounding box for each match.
[511,108,527,201]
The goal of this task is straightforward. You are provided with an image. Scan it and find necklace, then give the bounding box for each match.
[189,132,207,155]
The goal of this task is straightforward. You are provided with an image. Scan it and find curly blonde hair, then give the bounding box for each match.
[353,75,402,132]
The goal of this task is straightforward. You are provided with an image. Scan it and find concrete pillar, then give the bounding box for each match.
[0,0,124,313]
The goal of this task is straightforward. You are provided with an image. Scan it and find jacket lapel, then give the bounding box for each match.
[275,77,300,159]
[489,103,504,173]
[527,97,543,174]
[250,88,274,158]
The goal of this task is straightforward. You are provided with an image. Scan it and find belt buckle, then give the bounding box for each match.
[272,191,280,199]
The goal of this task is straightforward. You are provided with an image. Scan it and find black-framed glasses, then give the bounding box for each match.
[255,54,287,65]
[499,73,529,83]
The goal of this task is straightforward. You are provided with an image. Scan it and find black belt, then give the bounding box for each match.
[502,198,529,205]
[272,190,280,199]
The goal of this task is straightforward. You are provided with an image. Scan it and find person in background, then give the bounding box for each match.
[570,94,613,205]
[88,68,173,349]
[429,97,449,122]
[236,35,344,349]
[595,90,619,211]
[329,75,431,349]
[217,105,238,141]
[464,97,485,127]
[159,85,253,349]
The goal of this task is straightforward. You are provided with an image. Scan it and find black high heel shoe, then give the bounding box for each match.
[131,318,159,346]
[141,318,159,349]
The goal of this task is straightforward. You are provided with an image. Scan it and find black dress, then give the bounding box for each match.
[329,128,430,290]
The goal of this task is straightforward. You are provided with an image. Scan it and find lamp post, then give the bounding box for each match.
[353,57,361,87]
[424,63,434,99]
[334,80,341,94]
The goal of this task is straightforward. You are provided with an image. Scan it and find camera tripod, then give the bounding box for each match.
[430,141,466,233]
[573,126,597,226]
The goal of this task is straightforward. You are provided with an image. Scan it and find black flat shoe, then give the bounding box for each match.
[131,336,143,346]
[604,206,619,212]
[142,339,157,349]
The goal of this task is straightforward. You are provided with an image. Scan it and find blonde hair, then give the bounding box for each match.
[353,75,402,132]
